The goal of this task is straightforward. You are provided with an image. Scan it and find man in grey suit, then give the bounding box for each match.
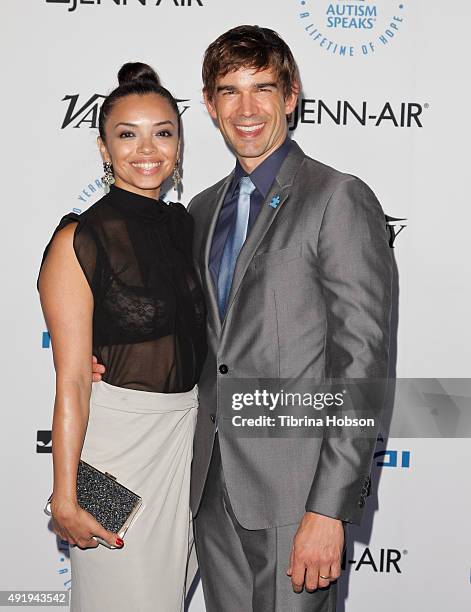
[188,25,392,612]
[92,25,392,612]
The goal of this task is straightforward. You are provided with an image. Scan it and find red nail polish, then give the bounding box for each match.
[116,538,124,547]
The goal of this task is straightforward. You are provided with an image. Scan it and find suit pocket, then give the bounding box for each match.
[253,244,302,269]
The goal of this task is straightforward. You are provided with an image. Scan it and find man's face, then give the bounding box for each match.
[205,66,298,173]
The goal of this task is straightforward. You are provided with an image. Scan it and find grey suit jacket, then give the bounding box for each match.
[188,141,393,529]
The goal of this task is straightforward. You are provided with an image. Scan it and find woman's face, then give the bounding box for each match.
[98,92,179,199]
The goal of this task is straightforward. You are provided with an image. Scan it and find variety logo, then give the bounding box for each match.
[375,449,411,468]
[342,546,405,572]
[288,99,428,131]
[386,214,407,248]
[297,1,406,57]
[46,0,203,12]
[61,94,190,129]
[61,94,106,129]
[37,430,52,453]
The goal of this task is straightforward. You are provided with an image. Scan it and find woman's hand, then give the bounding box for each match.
[51,499,123,549]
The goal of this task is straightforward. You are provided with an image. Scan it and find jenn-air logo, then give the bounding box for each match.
[61,94,191,129]
[46,0,203,12]
[288,99,428,131]
[342,547,405,572]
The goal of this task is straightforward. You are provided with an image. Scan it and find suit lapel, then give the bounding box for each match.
[223,142,305,324]
[200,172,234,335]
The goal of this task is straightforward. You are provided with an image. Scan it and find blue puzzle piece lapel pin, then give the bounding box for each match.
[269,195,281,209]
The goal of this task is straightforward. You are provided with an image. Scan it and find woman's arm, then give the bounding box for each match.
[39,223,120,549]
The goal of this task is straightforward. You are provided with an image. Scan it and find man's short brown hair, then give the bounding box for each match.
[202,25,300,100]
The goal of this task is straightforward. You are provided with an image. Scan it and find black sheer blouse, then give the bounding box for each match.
[39,185,207,393]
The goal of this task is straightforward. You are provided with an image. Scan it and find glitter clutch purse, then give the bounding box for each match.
[44,460,143,548]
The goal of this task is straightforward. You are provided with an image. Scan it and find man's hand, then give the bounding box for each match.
[287,512,344,593]
[91,355,105,382]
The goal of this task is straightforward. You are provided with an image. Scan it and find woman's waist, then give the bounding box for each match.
[91,380,198,414]
[93,341,201,396]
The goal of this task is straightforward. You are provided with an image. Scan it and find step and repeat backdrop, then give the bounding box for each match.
[2,1,470,610]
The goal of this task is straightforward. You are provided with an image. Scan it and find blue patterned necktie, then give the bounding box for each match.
[217,175,256,319]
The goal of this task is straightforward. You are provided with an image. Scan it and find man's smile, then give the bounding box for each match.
[233,122,266,138]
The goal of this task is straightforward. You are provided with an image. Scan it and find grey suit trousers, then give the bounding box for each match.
[194,435,342,612]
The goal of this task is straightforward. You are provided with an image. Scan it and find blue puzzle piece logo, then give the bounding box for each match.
[269,195,281,208]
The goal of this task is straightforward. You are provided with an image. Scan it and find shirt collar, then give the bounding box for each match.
[229,137,293,198]
[107,184,169,222]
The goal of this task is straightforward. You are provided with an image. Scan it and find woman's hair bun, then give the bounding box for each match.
[117,62,161,87]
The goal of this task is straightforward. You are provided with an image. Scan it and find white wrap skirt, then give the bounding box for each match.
[69,380,198,612]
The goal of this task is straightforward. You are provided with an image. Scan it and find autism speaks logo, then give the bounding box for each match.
[296,1,406,57]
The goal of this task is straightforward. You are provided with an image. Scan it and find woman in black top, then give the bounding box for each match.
[38,63,206,612]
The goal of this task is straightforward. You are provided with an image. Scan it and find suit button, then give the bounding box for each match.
[210,414,216,423]
[219,364,228,374]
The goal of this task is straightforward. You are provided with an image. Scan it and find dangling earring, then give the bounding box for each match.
[102,161,115,194]
[172,159,182,191]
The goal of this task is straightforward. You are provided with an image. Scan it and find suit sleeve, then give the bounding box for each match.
[305,176,393,524]
[186,195,197,216]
